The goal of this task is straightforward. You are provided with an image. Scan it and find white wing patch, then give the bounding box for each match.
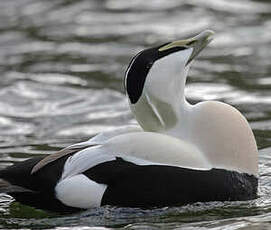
[55,174,107,208]
[61,146,116,180]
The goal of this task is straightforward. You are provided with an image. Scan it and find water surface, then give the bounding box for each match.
[0,0,271,229]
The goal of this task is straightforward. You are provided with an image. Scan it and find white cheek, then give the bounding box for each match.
[144,48,193,102]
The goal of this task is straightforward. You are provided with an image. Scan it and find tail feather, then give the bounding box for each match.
[0,179,34,193]
[0,156,80,212]
[0,157,44,191]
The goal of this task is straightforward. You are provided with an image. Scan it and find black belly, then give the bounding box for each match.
[83,158,258,207]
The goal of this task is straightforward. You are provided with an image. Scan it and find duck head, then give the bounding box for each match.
[125,30,214,132]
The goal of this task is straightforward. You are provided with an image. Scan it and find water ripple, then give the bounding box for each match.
[0,0,270,229]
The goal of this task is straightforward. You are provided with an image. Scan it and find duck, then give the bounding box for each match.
[0,30,258,212]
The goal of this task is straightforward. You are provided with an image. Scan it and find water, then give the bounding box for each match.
[0,0,270,229]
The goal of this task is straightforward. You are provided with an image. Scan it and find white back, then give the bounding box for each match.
[61,132,211,181]
[104,132,211,170]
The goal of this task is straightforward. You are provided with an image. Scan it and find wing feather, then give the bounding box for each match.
[31,146,90,174]
[31,125,141,174]
[59,132,211,180]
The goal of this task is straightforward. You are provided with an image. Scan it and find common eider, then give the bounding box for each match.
[0,30,258,212]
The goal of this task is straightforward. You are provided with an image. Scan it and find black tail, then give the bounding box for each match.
[0,157,44,192]
[0,156,80,212]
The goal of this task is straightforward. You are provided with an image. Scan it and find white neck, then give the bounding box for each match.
[130,55,191,133]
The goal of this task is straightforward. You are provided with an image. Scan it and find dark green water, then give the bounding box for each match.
[0,0,271,229]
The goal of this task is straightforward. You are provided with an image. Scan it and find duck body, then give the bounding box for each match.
[0,30,258,211]
[0,131,257,211]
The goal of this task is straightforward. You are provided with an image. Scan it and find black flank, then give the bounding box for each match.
[84,158,258,208]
